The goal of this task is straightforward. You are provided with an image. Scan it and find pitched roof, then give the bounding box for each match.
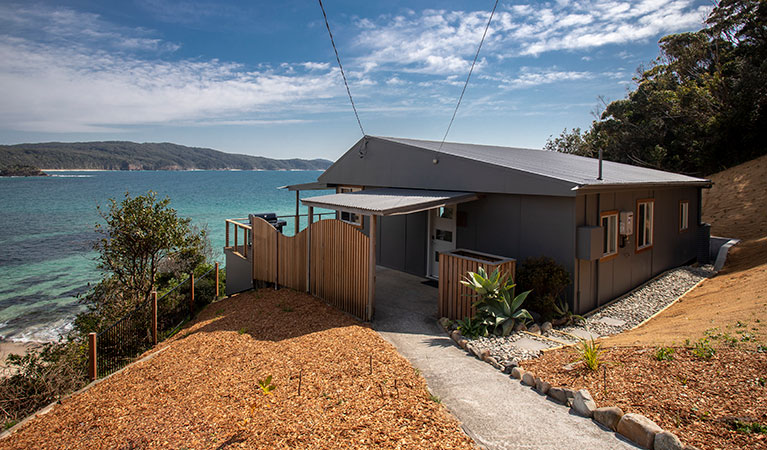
[377,136,710,188]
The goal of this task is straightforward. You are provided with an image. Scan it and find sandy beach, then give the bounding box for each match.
[0,340,40,371]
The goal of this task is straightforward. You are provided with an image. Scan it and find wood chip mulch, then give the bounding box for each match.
[0,289,476,450]
[521,345,767,450]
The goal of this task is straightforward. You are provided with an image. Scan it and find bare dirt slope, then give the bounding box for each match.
[607,154,767,346]
[702,153,767,240]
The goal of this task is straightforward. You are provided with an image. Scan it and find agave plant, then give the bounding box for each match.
[461,267,533,336]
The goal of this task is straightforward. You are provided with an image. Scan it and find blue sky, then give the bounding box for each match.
[0,0,712,160]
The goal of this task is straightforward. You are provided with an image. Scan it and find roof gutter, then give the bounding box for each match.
[572,180,713,192]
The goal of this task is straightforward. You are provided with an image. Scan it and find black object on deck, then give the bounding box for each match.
[252,212,287,233]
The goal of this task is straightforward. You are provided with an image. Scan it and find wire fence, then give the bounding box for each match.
[94,264,221,379]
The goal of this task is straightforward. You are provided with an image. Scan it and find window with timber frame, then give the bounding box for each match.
[679,201,689,232]
[637,199,654,251]
[601,211,618,259]
[337,186,362,226]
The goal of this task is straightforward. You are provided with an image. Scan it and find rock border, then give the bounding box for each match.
[439,322,700,450]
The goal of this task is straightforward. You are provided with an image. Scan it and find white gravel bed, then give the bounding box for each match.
[563,264,714,337]
[455,264,713,366]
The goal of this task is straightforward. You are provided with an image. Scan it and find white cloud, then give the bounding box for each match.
[0,5,344,132]
[496,68,592,90]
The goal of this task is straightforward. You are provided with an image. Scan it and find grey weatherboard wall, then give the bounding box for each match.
[574,186,701,313]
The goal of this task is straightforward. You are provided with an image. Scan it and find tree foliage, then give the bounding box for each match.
[546,0,767,175]
[84,191,209,326]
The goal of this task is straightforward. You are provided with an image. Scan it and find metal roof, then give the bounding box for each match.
[375,136,711,188]
[301,188,478,216]
[278,181,329,191]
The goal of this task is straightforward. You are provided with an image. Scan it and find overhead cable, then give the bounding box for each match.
[439,0,500,150]
[318,0,365,136]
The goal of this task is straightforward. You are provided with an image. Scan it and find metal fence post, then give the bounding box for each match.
[151,291,158,346]
[88,332,97,381]
[215,262,220,298]
[189,273,195,316]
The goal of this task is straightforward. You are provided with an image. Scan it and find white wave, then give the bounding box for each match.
[2,319,73,344]
[49,174,94,178]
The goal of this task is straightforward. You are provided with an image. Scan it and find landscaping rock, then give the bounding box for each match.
[547,387,568,404]
[510,367,525,379]
[479,349,491,361]
[528,323,542,334]
[541,321,553,333]
[488,358,503,370]
[571,389,597,418]
[438,317,451,330]
[534,377,551,395]
[682,446,700,450]
[617,413,663,449]
[513,322,527,332]
[450,330,463,343]
[593,406,624,431]
[521,372,536,386]
[458,339,469,349]
[654,431,683,450]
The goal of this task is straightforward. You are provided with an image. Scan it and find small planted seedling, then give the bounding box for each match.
[692,338,715,360]
[258,375,276,395]
[574,338,605,371]
[428,393,441,404]
[238,327,247,335]
[654,346,675,361]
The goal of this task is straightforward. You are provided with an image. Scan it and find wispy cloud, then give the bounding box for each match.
[491,68,593,90]
[351,1,711,73]
[0,5,344,132]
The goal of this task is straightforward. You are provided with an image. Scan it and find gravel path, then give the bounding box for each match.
[563,264,714,337]
[461,264,714,365]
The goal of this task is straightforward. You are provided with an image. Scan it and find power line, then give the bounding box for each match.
[439,0,500,150]
[318,0,365,136]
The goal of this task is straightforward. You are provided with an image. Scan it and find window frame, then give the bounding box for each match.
[635,199,655,252]
[679,200,689,232]
[600,210,619,261]
[336,186,363,227]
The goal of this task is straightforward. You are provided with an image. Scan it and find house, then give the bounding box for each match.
[292,136,711,315]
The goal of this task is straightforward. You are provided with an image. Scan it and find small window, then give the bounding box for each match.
[439,206,454,219]
[600,211,618,258]
[679,201,689,231]
[637,199,654,250]
[338,186,362,226]
[435,229,453,242]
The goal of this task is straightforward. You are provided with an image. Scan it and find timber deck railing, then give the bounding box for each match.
[88,263,221,380]
[225,213,335,250]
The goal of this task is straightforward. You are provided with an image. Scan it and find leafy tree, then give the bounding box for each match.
[549,0,767,176]
[83,191,209,326]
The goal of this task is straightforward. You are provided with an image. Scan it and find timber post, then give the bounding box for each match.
[367,214,377,321]
[151,291,158,346]
[306,206,313,293]
[189,273,195,316]
[215,262,220,298]
[295,190,300,235]
[88,332,97,381]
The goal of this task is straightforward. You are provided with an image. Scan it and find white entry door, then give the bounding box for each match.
[428,205,457,279]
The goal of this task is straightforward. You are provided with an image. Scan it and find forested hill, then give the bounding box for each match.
[0,142,333,171]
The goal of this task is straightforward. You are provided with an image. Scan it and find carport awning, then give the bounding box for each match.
[301,188,478,216]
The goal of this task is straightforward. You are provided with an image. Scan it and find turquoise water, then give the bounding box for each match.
[0,170,329,342]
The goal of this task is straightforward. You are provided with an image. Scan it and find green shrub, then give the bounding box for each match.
[516,257,571,321]
[455,316,486,339]
[461,267,532,336]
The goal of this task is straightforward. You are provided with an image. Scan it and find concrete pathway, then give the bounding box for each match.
[372,267,639,450]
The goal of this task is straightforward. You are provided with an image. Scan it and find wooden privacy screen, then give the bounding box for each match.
[250,217,370,320]
[251,217,277,284]
[277,229,307,291]
[309,219,370,320]
[438,250,516,320]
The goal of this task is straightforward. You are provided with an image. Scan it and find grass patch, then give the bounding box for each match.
[654,346,675,361]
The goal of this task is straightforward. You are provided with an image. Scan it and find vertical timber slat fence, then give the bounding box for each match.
[438,249,516,320]
[246,217,370,321]
[90,263,220,380]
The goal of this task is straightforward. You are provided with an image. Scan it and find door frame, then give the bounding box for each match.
[426,205,457,280]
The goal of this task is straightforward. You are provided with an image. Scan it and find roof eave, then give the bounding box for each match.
[572,180,713,192]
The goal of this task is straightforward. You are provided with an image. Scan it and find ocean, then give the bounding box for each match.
[0,170,329,343]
